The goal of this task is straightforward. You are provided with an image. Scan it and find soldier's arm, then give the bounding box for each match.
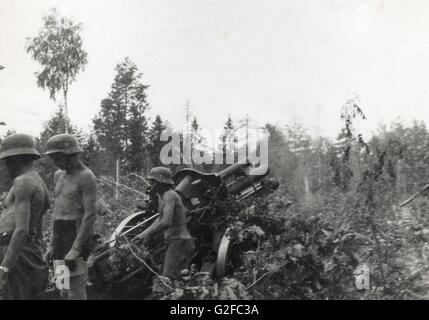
[136,193,175,242]
[53,169,64,187]
[36,184,50,242]
[159,192,175,229]
[0,177,33,270]
[147,192,175,237]
[134,218,161,241]
[36,216,44,241]
[47,171,62,249]
[71,171,97,254]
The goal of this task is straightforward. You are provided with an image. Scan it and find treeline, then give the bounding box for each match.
[266,99,429,202]
[0,56,255,193]
[2,7,428,201]
[1,63,429,206]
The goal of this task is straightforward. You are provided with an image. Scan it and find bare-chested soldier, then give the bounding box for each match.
[0,134,49,300]
[135,167,195,278]
[44,134,97,300]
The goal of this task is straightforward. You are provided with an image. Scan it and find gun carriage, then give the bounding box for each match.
[87,161,279,298]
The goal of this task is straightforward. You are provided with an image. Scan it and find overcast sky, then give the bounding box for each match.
[1,0,429,140]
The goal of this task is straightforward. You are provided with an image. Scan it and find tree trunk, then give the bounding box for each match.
[64,89,69,134]
[115,158,120,200]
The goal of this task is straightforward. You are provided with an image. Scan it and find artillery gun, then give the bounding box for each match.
[87,161,279,299]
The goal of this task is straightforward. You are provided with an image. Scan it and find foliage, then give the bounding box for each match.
[26,8,88,120]
[147,115,168,168]
[5,41,429,300]
[93,57,150,174]
[216,114,236,170]
[150,273,250,300]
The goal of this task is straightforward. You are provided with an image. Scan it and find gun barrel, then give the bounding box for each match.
[227,165,269,194]
[217,160,251,179]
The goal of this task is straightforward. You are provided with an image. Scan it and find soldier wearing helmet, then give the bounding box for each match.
[0,134,49,299]
[44,134,97,300]
[135,167,195,279]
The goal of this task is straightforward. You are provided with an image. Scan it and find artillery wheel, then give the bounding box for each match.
[215,228,231,282]
[88,211,162,299]
[108,211,148,247]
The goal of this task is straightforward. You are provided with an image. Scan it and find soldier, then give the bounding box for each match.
[0,134,49,299]
[135,167,195,279]
[44,134,97,300]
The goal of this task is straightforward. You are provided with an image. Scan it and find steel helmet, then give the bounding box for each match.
[148,167,174,185]
[0,133,40,159]
[45,134,83,155]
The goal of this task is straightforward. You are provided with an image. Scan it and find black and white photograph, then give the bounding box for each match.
[0,0,428,305]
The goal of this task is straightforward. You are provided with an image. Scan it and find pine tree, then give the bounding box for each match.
[236,114,253,162]
[93,97,126,159]
[191,116,200,146]
[38,105,78,187]
[93,57,150,174]
[182,101,193,166]
[80,133,103,173]
[126,87,150,173]
[184,101,192,137]
[332,97,367,190]
[217,114,236,168]
[147,115,167,168]
[39,105,75,152]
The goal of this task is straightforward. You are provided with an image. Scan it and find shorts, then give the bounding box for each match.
[52,220,95,261]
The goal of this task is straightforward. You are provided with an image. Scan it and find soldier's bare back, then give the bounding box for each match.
[160,189,191,240]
